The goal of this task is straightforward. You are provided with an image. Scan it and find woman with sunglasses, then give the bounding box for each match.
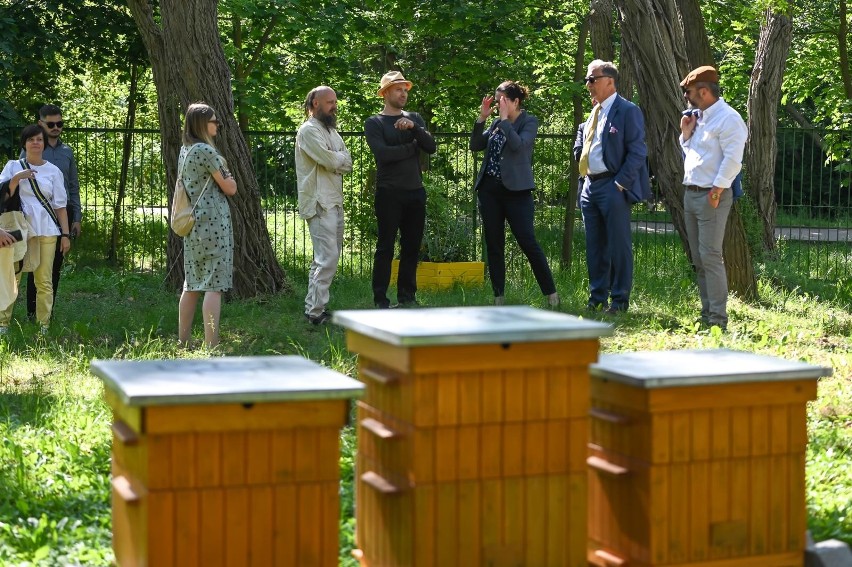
[0,124,71,334]
[470,80,559,308]
[176,103,237,348]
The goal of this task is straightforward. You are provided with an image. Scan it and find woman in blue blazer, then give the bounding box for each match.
[470,81,559,307]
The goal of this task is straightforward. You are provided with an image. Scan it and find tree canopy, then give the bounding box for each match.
[2,0,848,134]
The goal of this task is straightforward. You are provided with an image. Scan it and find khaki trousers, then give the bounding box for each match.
[304,205,344,318]
[0,236,57,326]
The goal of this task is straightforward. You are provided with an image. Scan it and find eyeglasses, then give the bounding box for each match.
[584,75,610,84]
[43,121,64,129]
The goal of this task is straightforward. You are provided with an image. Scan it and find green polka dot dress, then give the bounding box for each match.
[178,143,234,292]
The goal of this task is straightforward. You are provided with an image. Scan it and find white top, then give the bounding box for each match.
[295,117,352,219]
[0,159,67,236]
[680,98,748,189]
[586,92,618,175]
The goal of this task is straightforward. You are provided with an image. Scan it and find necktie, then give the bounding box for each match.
[578,104,601,176]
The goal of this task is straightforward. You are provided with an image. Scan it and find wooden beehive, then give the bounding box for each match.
[586,349,830,567]
[334,306,612,567]
[92,356,364,567]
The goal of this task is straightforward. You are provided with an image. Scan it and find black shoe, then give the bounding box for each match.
[604,304,627,315]
[586,301,607,312]
[305,311,332,325]
[375,302,398,309]
[398,299,420,308]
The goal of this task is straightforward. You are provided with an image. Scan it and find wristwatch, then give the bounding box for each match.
[61,233,71,238]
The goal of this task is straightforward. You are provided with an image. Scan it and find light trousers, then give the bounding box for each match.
[305,205,344,318]
[0,236,57,326]
[684,189,732,326]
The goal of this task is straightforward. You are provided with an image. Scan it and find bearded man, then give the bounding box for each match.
[295,86,352,324]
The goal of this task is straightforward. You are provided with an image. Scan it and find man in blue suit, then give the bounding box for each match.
[573,59,650,314]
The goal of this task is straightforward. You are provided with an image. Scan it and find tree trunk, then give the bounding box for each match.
[653,0,692,80]
[590,0,615,61]
[614,0,689,245]
[616,0,757,299]
[745,8,792,254]
[723,207,756,300]
[675,0,715,67]
[232,16,250,132]
[109,62,138,265]
[127,0,289,298]
[839,0,852,98]
[617,30,636,101]
[562,15,591,269]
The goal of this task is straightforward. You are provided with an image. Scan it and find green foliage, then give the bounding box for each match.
[774,128,852,217]
[0,1,146,127]
[421,180,476,262]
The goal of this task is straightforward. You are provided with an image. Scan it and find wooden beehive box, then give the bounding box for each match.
[587,349,830,567]
[92,356,364,567]
[334,306,612,567]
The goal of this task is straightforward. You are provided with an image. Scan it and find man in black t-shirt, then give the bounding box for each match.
[364,71,436,308]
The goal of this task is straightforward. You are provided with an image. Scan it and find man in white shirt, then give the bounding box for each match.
[680,66,748,330]
[295,86,352,325]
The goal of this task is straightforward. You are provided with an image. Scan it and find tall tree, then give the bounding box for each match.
[613,0,689,242]
[839,0,852,98]
[614,0,757,299]
[675,0,715,67]
[744,6,793,254]
[127,0,288,297]
[590,0,615,61]
[563,15,591,268]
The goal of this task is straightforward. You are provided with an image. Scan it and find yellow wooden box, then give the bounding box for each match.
[389,259,485,289]
[92,356,364,567]
[334,306,612,567]
[586,349,830,567]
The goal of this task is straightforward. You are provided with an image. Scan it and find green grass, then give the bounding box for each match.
[0,254,850,565]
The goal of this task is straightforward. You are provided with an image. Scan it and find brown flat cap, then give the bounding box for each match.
[680,66,719,87]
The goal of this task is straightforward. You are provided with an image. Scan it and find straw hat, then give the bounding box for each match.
[377,71,413,96]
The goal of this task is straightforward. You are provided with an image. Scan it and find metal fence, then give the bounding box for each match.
[2,126,850,295]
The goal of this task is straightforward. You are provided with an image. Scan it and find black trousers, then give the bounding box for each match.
[372,186,426,306]
[477,175,556,298]
[27,238,63,318]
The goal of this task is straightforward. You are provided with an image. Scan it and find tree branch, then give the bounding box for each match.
[783,104,825,149]
[243,16,279,78]
[839,0,852,98]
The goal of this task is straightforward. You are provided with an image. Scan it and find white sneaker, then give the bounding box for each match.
[39,325,49,336]
[0,326,7,335]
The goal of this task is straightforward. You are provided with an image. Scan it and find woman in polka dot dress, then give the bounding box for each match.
[177,103,237,348]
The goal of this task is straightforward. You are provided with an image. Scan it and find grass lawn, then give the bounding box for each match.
[0,257,850,565]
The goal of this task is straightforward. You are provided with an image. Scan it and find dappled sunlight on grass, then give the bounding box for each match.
[0,259,849,563]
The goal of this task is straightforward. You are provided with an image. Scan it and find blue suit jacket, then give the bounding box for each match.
[471,110,537,191]
[573,95,651,203]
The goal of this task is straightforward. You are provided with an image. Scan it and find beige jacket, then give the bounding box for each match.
[295,117,352,219]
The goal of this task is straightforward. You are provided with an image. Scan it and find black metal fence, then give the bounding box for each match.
[2,126,850,296]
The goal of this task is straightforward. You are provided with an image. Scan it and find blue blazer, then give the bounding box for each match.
[471,110,537,191]
[573,95,651,204]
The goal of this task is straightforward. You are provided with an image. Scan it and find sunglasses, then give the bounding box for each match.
[209,119,220,125]
[584,75,610,84]
[43,121,64,129]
